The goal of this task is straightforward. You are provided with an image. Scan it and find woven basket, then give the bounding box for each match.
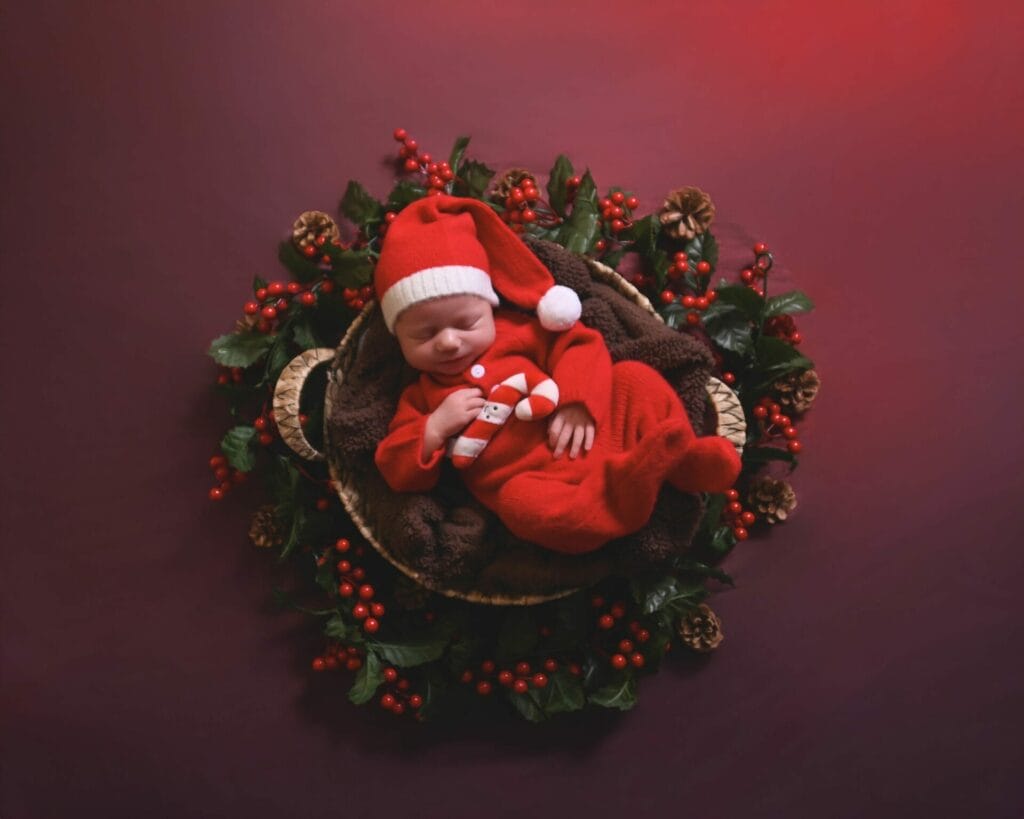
[273,257,745,606]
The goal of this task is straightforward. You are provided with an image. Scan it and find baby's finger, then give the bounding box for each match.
[569,425,585,459]
[584,424,595,451]
[553,424,573,458]
[548,414,564,449]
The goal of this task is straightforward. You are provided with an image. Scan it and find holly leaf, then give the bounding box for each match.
[557,170,599,254]
[278,504,305,560]
[340,180,383,227]
[448,135,471,175]
[546,154,575,218]
[369,636,449,667]
[537,669,585,714]
[702,310,754,356]
[207,332,274,368]
[387,180,427,210]
[277,240,322,284]
[220,425,257,472]
[589,676,637,711]
[709,525,737,558]
[622,214,659,258]
[764,290,815,317]
[709,285,764,321]
[324,614,351,641]
[701,231,720,268]
[252,276,268,295]
[458,159,496,199]
[291,319,319,351]
[348,651,384,705]
[752,336,814,386]
[331,249,375,287]
[509,689,546,722]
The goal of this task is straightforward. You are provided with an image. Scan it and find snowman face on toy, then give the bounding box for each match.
[393,294,496,376]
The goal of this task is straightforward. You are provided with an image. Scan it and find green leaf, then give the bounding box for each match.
[252,276,268,295]
[702,310,754,356]
[331,249,375,287]
[278,504,305,560]
[709,285,764,321]
[448,135,471,174]
[291,319,319,350]
[557,170,599,254]
[340,180,383,227]
[325,614,351,641]
[277,240,322,284]
[537,669,585,714]
[369,636,449,667]
[764,290,815,317]
[207,332,274,368]
[348,651,384,705]
[220,425,257,472]
[589,676,637,711]
[709,525,737,557]
[509,689,546,722]
[546,154,575,218]
[496,607,539,663]
[262,329,293,388]
[753,336,814,383]
[387,180,427,210]
[622,214,659,258]
[701,231,720,268]
[676,559,734,586]
[458,159,496,199]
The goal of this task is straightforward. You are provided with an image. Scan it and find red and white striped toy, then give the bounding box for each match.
[448,371,559,468]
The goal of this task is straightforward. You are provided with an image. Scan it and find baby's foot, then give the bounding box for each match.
[670,436,742,494]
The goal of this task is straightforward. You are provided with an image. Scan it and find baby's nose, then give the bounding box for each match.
[434,329,460,351]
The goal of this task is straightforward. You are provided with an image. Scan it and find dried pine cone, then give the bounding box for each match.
[658,186,716,241]
[490,168,538,204]
[772,369,820,415]
[747,476,797,525]
[393,575,433,610]
[235,314,258,333]
[678,604,723,653]
[249,505,282,549]
[292,210,340,250]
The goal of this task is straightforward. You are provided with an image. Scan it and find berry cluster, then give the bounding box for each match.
[763,314,803,345]
[591,594,651,670]
[341,284,375,312]
[215,366,245,386]
[332,538,384,634]
[740,242,773,297]
[598,190,640,237]
[206,454,247,501]
[722,488,756,540]
[311,643,364,673]
[252,412,276,447]
[461,656,580,697]
[245,278,334,334]
[752,397,803,454]
[500,177,542,232]
[392,128,453,196]
[379,667,425,717]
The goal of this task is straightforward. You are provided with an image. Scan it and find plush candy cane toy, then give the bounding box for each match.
[448,372,559,469]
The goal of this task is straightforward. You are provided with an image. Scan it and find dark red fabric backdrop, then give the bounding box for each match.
[3,2,1022,817]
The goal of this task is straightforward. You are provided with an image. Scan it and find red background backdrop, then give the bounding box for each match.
[3,2,1022,816]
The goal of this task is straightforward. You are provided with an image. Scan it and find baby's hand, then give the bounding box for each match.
[548,403,596,459]
[429,387,486,439]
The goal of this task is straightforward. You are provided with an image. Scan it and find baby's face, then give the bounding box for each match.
[394,294,496,376]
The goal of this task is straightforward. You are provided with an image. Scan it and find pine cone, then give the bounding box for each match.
[746,476,797,525]
[393,575,433,610]
[292,211,340,250]
[658,186,716,241]
[772,369,820,415]
[490,168,538,205]
[249,505,282,549]
[235,314,258,333]
[678,604,723,653]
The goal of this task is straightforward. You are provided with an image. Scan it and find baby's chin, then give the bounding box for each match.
[427,352,475,375]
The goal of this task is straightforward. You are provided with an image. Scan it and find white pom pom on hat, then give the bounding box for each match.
[375,194,582,333]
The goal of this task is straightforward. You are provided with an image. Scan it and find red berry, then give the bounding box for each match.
[480,660,496,674]
[363,617,380,634]
[208,487,224,501]
[383,667,398,683]
[319,280,335,294]
[722,372,736,385]
[299,292,315,307]
[630,652,645,668]
[707,289,717,302]
[243,301,259,315]
[728,501,742,514]
[611,219,625,233]
[595,239,606,251]
[311,657,326,672]
[753,406,768,419]
[302,244,317,258]
[403,158,419,172]
[513,679,529,694]
[460,670,474,683]
[741,511,756,526]
[741,268,754,284]
[477,680,493,695]
[734,526,749,540]
[790,332,803,345]
[352,603,368,619]
[610,654,628,670]
[626,196,639,209]
[255,287,268,301]
[253,417,267,431]
[522,209,537,223]
[216,373,229,385]
[543,658,558,672]
[258,433,273,446]
[611,191,625,205]
[316,498,329,512]
[682,295,696,308]
[214,466,229,481]
[696,261,711,274]
[338,582,354,597]
[351,298,365,310]
[358,584,374,601]
[409,694,423,709]
[260,306,277,320]
[637,629,650,643]
[267,282,284,296]
[725,488,739,500]
[685,311,700,325]
[351,567,365,581]
[618,639,634,653]
[335,538,350,552]
[393,128,407,141]
[591,595,605,608]
[754,242,768,254]
[403,138,418,152]
[531,673,548,689]
[660,290,676,305]
[610,602,626,619]
[788,440,802,454]
[498,670,514,687]
[515,661,531,676]
[598,614,615,630]
[569,663,582,676]
[346,657,362,671]
[380,693,396,709]
[783,426,799,439]
[695,296,709,310]
[371,602,385,617]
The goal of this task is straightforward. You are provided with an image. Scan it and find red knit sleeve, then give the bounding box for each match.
[543,320,613,423]
[374,383,446,493]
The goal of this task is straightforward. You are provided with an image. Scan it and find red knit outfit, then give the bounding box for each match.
[375,308,741,555]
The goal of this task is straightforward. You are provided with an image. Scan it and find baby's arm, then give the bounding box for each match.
[423,388,486,458]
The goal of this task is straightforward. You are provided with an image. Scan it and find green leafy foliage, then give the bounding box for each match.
[387,180,427,210]
[546,154,575,218]
[589,676,637,711]
[369,634,451,667]
[457,159,496,199]
[220,425,257,471]
[448,135,471,175]
[349,651,384,705]
[340,180,383,227]
[208,332,274,368]
[277,241,323,284]
[765,290,815,317]
[751,336,814,390]
[557,170,599,254]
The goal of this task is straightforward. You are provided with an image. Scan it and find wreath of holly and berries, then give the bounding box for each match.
[206,130,818,722]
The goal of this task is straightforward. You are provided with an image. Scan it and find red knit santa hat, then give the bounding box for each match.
[374,194,582,333]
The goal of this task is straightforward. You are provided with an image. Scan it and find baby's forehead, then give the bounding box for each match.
[396,294,492,328]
